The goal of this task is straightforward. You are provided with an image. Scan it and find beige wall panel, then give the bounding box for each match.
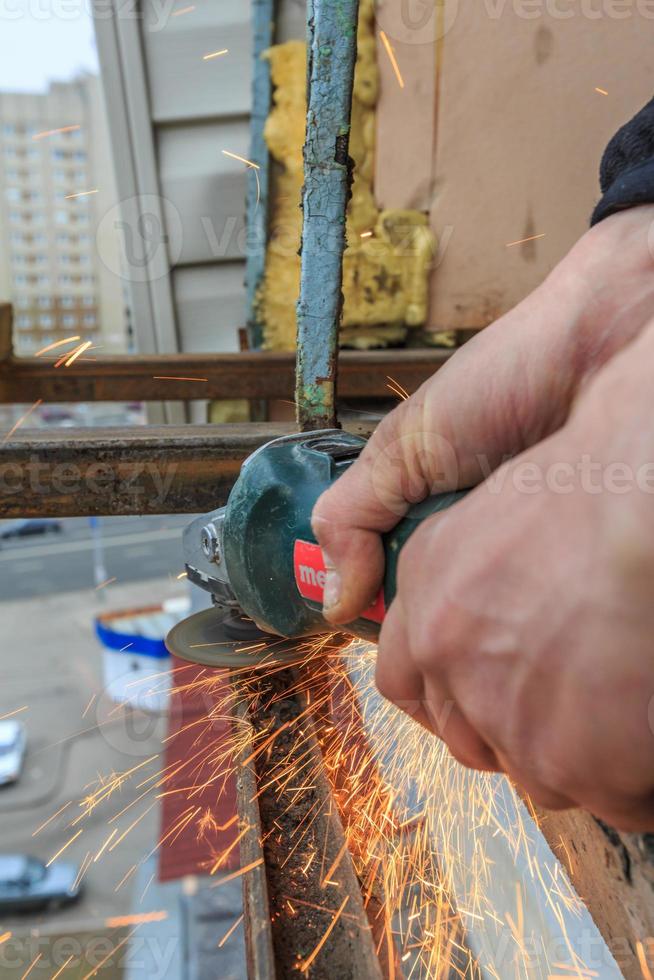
[427,2,654,332]
[157,120,249,267]
[374,0,439,211]
[173,263,244,352]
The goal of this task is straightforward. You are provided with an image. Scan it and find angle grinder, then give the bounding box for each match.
[166,430,465,667]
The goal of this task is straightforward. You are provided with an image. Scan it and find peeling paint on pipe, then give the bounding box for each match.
[296,0,361,429]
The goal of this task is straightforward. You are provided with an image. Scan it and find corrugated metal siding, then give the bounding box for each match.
[172,264,245,353]
[157,120,249,268]
[139,0,253,351]
[96,1,307,356]
[142,0,252,124]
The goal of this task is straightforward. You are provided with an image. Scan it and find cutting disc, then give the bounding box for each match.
[166,607,309,668]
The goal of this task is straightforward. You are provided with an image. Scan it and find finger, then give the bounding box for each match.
[375,600,432,731]
[312,276,589,624]
[377,602,501,771]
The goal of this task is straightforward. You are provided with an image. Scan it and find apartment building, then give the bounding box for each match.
[0,74,128,355]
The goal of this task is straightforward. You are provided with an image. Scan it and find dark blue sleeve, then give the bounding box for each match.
[591,98,654,226]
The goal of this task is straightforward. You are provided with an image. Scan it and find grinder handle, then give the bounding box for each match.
[382,490,468,610]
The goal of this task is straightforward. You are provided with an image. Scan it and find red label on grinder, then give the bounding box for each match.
[293,539,385,625]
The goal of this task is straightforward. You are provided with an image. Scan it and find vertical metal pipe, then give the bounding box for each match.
[295,0,361,430]
[245,0,275,350]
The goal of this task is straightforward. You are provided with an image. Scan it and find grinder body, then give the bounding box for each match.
[219,430,465,642]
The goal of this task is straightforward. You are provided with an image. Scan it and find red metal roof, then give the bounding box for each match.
[158,657,239,882]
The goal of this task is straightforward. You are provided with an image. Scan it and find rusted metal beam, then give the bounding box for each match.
[0,420,376,518]
[235,668,383,979]
[0,303,450,405]
[0,347,450,404]
[234,695,276,980]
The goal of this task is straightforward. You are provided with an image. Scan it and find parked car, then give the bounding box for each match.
[0,519,62,541]
[0,721,26,786]
[0,855,81,914]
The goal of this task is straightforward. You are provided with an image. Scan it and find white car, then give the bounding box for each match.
[0,721,26,786]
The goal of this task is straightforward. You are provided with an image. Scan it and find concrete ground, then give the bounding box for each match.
[0,575,245,979]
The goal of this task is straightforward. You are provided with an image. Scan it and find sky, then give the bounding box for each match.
[0,11,98,92]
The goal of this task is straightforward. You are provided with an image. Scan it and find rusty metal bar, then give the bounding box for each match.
[295,0,361,430]
[0,303,450,405]
[0,348,450,405]
[234,696,277,980]
[234,668,383,979]
[0,420,376,518]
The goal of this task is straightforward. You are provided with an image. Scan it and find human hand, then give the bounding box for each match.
[312,207,654,828]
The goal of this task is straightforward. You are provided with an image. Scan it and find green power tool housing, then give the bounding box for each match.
[167,430,464,664]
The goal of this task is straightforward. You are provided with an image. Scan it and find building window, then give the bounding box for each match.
[5,187,20,202]
[37,296,50,309]
[38,314,53,328]
[55,211,69,225]
[83,313,96,327]
[15,296,30,310]
[3,123,15,136]
[15,315,32,329]
[13,274,26,287]
[60,295,75,308]
[62,314,76,328]
[37,275,49,286]
[82,296,94,307]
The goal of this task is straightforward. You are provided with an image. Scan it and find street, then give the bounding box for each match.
[0,577,178,976]
[0,516,191,601]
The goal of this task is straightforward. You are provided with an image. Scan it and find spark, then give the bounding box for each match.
[63,340,94,367]
[2,400,42,444]
[637,941,654,980]
[51,955,75,978]
[379,30,405,89]
[0,705,28,721]
[20,953,42,979]
[64,188,99,200]
[218,914,244,948]
[82,929,137,979]
[172,3,195,13]
[32,801,72,836]
[176,571,188,580]
[152,375,208,382]
[222,150,259,170]
[0,932,11,946]
[505,233,546,248]
[94,827,118,862]
[32,124,80,140]
[210,858,264,889]
[105,910,168,928]
[95,577,117,591]
[46,829,82,866]
[34,335,80,357]
[139,872,155,904]
[300,895,350,973]
[360,230,373,238]
[595,87,608,96]
[203,48,229,60]
[386,375,410,401]
[82,694,97,719]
